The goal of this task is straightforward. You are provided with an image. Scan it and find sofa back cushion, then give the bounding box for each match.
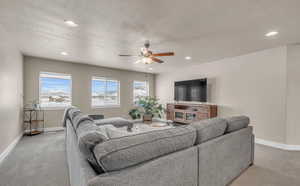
[225,116,250,133]
[68,107,81,120]
[72,113,94,130]
[191,118,227,145]
[93,126,196,172]
[76,119,109,173]
[94,117,133,129]
[62,107,81,127]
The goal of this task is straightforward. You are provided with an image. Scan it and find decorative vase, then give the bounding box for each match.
[143,114,153,123]
[33,103,40,110]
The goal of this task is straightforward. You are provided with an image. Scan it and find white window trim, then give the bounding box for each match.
[133,80,149,103]
[91,76,120,108]
[39,72,72,110]
[92,105,121,109]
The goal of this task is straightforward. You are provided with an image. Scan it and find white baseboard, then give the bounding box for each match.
[0,133,23,165]
[24,127,64,133]
[44,127,64,132]
[255,138,300,151]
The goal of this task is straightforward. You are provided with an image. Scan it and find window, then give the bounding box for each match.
[39,72,72,108]
[91,77,120,107]
[133,81,149,103]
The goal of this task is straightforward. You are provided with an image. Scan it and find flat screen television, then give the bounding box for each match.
[174,78,207,102]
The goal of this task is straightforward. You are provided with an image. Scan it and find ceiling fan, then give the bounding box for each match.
[119,40,174,64]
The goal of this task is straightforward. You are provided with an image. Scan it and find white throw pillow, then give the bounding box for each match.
[105,125,133,138]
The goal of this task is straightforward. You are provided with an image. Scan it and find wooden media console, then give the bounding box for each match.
[166,103,217,124]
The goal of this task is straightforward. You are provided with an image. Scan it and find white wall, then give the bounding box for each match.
[156,47,288,144]
[23,56,155,128]
[286,44,300,145]
[0,26,23,155]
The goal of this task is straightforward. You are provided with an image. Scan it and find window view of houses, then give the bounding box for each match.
[39,72,72,108]
[39,73,148,108]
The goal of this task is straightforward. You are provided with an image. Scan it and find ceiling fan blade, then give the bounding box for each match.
[152,52,174,57]
[119,54,135,57]
[150,57,164,63]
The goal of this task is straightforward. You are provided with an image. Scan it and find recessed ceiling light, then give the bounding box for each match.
[61,52,68,56]
[265,31,278,37]
[185,56,192,60]
[64,20,78,27]
[148,67,153,70]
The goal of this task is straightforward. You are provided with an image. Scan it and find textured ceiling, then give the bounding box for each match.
[0,0,300,73]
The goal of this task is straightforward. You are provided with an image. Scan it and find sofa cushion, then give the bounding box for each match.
[77,120,109,173]
[225,116,250,133]
[93,125,196,172]
[94,117,133,129]
[89,114,104,120]
[72,113,94,130]
[68,107,81,120]
[105,125,133,138]
[191,118,227,144]
[62,106,81,127]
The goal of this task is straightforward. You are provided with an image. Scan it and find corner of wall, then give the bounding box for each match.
[285,44,300,145]
[0,25,24,157]
[283,45,288,145]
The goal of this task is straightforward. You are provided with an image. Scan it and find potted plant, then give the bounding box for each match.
[128,108,141,120]
[129,96,164,123]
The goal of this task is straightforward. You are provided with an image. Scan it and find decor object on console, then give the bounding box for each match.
[24,99,41,110]
[167,103,217,124]
[129,96,164,123]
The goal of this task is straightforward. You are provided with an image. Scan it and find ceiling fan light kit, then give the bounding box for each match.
[119,40,175,65]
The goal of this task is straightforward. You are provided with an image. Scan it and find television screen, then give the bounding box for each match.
[174,79,207,102]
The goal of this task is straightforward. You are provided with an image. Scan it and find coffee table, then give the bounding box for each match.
[122,118,176,134]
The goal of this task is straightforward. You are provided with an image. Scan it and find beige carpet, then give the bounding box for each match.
[0,132,69,186]
[0,131,300,186]
[232,144,300,186]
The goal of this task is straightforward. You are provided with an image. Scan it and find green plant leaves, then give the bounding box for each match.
[129,96,165,118]
[128,108,141,120]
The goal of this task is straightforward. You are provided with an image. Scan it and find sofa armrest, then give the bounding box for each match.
[251,133,255,165]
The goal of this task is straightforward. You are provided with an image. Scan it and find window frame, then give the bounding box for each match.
[133,80,149,103]
[91,76,121,108]
[39,71,72,110]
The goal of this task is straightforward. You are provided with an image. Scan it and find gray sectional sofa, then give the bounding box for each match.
[64,107,254,186]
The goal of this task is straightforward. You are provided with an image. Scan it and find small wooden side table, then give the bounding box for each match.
[24,109,45,136]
